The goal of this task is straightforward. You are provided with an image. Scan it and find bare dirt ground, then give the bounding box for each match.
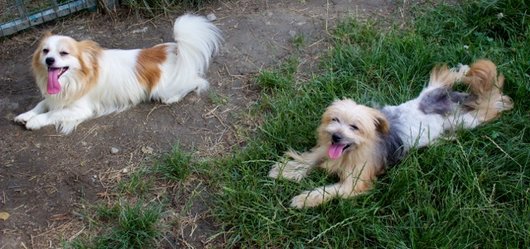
[0,0,411,247]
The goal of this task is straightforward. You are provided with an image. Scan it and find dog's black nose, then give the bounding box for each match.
[331,134,341,143]
[45,57,55,66]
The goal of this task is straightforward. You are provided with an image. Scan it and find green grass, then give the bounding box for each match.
[208,90,229,105]
[67,201,163,249]
[117,170,153,196]
[92,202,162,249]
[67,147,199,248]
[211,0,530,248]
[154,145,195,181]
[292,34,306,50]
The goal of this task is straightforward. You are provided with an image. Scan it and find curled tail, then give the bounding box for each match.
[173,14,222,92]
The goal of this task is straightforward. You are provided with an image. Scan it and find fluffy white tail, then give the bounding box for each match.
[173,14,222,77]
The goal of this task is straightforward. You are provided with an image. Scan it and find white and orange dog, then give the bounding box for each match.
[269,60,513,208]
[15,14,221,134]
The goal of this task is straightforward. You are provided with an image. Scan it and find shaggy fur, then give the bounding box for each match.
[269,59,513,208]
[15,14,221,134]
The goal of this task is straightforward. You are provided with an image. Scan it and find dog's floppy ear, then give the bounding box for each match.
[76,40,102,83]
[78,40,102,68]
[369,109,389,135]
[42,31,53,38]
[32,32,53,72]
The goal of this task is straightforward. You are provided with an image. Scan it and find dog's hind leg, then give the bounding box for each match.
[427,64,469,88]
[456,60,514,126]
[268,146,326,182]
[162,78,209,104]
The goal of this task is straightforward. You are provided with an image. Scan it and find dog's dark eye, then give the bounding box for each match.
[331,118,339,123]
[59,51,69,56]
[350,124,358,130]
[42,48,49,54]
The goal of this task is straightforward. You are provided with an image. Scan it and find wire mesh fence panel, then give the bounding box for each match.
[0,0,98,37]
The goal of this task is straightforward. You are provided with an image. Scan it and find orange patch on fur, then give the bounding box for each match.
[463,59,498,95]
[32,33,52,78]
[136,45,168,91]
[462,59,513,122]
[75,40,102,97]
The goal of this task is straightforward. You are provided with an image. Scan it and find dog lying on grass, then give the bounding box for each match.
[269,59,513,208]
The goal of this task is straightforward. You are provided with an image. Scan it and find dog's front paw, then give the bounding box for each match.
[14,111,37,124]
[25,114,49,130]
[268,163,283,179]
[290,190,324,209]
[268,161,309,182]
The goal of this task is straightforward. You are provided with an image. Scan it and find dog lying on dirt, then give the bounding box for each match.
[15,14,221,134]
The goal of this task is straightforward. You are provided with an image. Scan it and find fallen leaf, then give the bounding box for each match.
[0,212,9,221]
[49,213,70,221]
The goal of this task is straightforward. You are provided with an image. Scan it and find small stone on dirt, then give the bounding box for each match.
[0,212,9,221]
[131,27,148,34]
[110,147,120,154]
[207,13,217,21]
[141,146,154,154]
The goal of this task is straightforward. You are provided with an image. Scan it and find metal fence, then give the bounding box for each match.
[0,0,103,37]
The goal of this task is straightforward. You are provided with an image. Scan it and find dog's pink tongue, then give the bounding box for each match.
[328,144,346,160]
[47,68,61,94]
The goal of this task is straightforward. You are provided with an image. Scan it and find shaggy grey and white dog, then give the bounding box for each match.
[269,59,513,208]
